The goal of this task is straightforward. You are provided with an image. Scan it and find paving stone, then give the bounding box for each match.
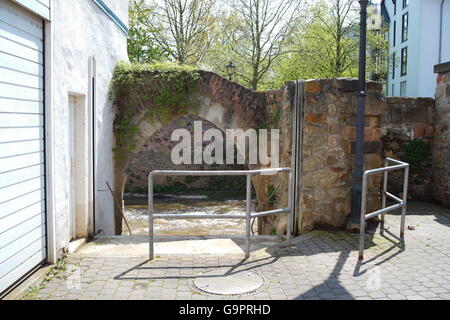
[17,202,450,301]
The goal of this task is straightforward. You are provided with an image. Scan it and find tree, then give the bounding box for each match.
[274,0,388,87]
[367,5,389,82]
[205,0,303,91]
[144,0,217,65]
[294,0,359,78]
[128,0,166,63]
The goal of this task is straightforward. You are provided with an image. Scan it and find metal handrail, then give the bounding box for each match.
[148,168,293,260]
[359,158,409,260]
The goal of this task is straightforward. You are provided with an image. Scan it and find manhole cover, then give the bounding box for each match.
[190,269,267,296]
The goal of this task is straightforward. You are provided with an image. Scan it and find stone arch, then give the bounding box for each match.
[112,71,272,235]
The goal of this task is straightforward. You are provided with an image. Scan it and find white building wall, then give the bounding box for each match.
[50,0,128,255]
[406,0,421,97]
[101,0,129,26]
[385,0,450,98]
[440,0,450,62]
[417,0,443,97]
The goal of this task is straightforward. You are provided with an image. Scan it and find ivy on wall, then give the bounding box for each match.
[403,139,430,173]
[110,61,200,161]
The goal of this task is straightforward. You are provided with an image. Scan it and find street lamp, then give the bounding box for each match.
[348,0,369,232]
[226,61,236,80]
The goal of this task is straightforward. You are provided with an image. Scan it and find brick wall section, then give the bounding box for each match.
[125,114,247,194]
[382,97,435,200]
[257,86,294,234]
[433,63,450,207]
[299,79,384,233]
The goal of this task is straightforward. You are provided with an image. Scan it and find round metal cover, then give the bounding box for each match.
[190,269,267,296]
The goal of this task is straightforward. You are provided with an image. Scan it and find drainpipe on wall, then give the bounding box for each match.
[439,0,446,63]
[348,0,369,232]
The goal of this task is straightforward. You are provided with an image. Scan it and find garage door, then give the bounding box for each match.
[0,0,46,295]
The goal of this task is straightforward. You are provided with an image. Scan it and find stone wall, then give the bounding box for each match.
[125,114,247,194]
[113,70,394,235]
[257,86,293,235]
[297,79,385,233]
[382,97,435,200]
[433,62,450,207]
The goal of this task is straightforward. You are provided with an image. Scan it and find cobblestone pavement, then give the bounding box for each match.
[21,202,450,300]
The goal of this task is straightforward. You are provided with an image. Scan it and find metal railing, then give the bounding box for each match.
[148,168,293,260]
[359,158,410,260]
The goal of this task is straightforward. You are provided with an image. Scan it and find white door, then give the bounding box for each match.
[68,96,76,241]
[0,0,46,295]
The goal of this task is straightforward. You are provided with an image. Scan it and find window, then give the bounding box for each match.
[401,47,408,76]
[392,52,396,79]
[393,21,396,46]
[403,0,409,9]
[402,12,408,42]
[400,81,407,96]
[393,0,397,15]
[392,84,395,96]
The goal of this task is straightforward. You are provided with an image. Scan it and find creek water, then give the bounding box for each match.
[122,195,258,236]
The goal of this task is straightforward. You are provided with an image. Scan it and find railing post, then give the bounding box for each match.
[245,173,252,259]
[148,173,154,261]
[359,173,368,260]
[147,168,291,259]
[381,159,388,235]
[287,169,292,246]
[400,165,409,238]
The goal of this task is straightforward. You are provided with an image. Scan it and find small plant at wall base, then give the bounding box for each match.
[268,184,278,205]
[403,139,430,173]
[110,61,200,161]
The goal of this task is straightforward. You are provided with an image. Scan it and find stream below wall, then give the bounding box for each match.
[122,193,258,236]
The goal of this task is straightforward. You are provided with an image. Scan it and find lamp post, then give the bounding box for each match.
[226,61,236,80]
[348,0,369,232]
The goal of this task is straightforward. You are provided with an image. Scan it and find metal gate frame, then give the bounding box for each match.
[148,168,292,260]
[291,80,305,236]
[359,158,410,260]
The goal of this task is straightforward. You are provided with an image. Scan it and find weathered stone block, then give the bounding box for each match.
[367,116,381,128]
[305,113,326,124]
[342,126,356,140]
[303,157,321,172]
[328,134,343,147]
[365,93,387,116]
[350,141,382,154]
[328,187,348,199]
[328,104,337,117]
[364,128,382,141]
[302,193,314,211]
[325,155,338,166]
[337,78,358,92]
[327,119,341,135]
[305,81,321,94]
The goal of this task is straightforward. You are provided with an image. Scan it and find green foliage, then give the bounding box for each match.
[127,0,388,91]
[272,109,281,127]
[268,184,277,205]
[110,61,200,161]
[403,139,430,173]
[273,0,389,87]
[22,255,69,300]
[154,184,186,194]
[137,0,217,65]
[202,0,301,91]
[128,0,166,63]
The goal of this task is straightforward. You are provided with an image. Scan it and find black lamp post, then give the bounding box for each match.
[226,61,236,80]
[348,0,369,232]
